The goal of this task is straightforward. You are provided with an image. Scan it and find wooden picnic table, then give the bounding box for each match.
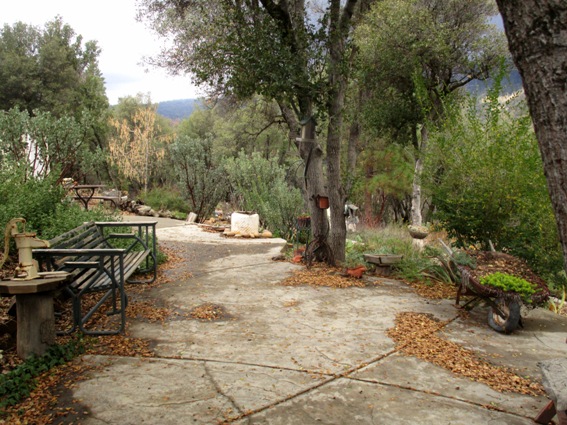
[70,184,105,210]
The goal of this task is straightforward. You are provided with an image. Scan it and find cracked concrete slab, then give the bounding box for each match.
[237,378,537,425]
[68,219,567,425]
[351,353,544,418]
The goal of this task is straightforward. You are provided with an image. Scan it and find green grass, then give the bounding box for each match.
[348,224,453,284]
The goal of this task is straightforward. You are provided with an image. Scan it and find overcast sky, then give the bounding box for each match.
[2,0,203,104]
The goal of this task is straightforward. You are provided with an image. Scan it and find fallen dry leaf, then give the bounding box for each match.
[387,312,544,396]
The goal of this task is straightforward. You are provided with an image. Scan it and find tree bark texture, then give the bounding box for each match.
[324,0,358,263]
[411,125,428,226]
[298,118,329,243]
[495,1,567,270]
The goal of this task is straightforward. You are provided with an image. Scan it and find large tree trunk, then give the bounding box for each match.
[495,1,567,270]
[324,0,358,263]
[297,117,329,248]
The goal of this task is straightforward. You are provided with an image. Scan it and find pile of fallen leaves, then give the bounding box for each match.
[387,312,544,396]
[404,279,456,299]
[190,303,227,321]
[464,251,547,288]
[281,265,380,288]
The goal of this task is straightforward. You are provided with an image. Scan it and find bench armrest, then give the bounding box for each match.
[95,221,157,260]
[94,221,158,227]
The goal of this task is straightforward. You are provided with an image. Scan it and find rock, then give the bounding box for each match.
[136,205,152,215]
[538,358,567,411]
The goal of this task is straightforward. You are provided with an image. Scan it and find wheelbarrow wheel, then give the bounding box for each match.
[487,297,521,334]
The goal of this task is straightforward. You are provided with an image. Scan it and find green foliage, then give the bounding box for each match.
[349,142,413,221]
[0,337,85,410]
[224,151,303,239]
[425,83,563,280]
[353,225,454,284]
[479,272,536,302]
[344,240,368,268]
[138,1,323,109]
[141,186,189,214]
[0,108,106,183]
[0,164,116,254]
[451,251,477,269]
[355,0,507,136]
[0,18,108,119]
[169,135,228,221]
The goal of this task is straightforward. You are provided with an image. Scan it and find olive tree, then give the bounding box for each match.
[137,0,365,263]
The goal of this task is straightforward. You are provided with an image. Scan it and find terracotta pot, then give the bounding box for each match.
[316,195,329,209]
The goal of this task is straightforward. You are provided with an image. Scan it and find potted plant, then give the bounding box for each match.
[408,224,429,239]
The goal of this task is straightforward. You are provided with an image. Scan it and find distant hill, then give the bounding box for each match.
[466,68,523,96]
[157,99,199,121]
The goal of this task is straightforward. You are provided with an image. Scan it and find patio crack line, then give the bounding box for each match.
[220,313,464,423]
[203,361,246,421]
[344,376,535,422]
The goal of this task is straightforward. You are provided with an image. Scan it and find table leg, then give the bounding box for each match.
[16,292,56,359]
[75,188,95,210]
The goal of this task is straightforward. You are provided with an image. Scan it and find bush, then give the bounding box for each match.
[425,86,563,282]
[0,164,117,258]
[141,186,189,214]
[225,151,303,239]
[349,225,452,283]
[169,136,228,221]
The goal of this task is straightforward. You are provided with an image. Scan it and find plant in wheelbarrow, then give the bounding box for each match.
[479,272,538,334]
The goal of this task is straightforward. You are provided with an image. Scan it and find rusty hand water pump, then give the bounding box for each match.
[2,218,50,280]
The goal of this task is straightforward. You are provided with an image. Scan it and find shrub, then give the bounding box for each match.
[479,272,536,303]
[0,164,117,259]
[169,136,228,221]
[425,85,563,283]
[225,151,303,239]
[141,186,189,214]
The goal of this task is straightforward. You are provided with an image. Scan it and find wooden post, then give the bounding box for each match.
[16,292,56,358]
[0,276,69,359]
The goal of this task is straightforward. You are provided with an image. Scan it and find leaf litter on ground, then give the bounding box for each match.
[387,312,544,397]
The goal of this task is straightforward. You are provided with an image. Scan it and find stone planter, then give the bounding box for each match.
[408,225,429,240]
[363,254,403,266]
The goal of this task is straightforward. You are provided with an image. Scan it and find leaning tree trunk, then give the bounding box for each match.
[410,124,428,227]
[495,1,567,272]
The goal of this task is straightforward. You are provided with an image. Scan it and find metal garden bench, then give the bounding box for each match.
[33,221,157,335]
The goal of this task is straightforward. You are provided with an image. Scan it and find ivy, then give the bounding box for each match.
[0,337,85,411]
